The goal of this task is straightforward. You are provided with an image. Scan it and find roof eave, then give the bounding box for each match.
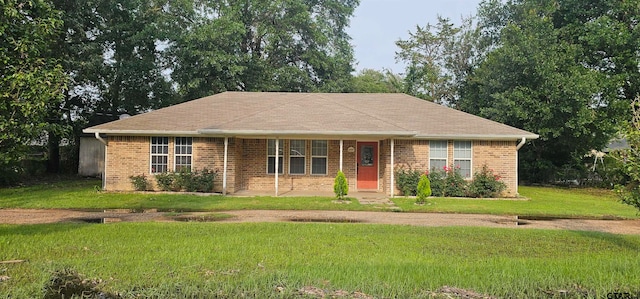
[83,128,201,136]
[413,134,540,140]
[197,129,418,139]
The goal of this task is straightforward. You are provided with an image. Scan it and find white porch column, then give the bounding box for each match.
[222,137,228,195]
[339,139,344,172]
[390,139,395,198]
[275,138,279,197]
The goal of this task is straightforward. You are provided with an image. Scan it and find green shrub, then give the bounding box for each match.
[428,169,446,197]
[395,167,422,196]
[174,169,195,192]
[333,170,349,200]
[443,166,467,197]
[192,168,217,192]
[416,174,431,204]
[429,165,468,197]
[154,172,175,191]
[468,164,506,198]
[154,169,217,193]
[129,174,150,191]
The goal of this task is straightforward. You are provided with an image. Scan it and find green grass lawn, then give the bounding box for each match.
[393,186,640,219]
[1,222,639,298]
[1,177,638,219]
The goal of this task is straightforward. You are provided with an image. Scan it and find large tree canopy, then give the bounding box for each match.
[0,0,67,178]
[459,0,638,182]
[170,0,359,100]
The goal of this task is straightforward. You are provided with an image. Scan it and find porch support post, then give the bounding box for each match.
[390,139,395,198]
[339,139,344,172]
[275,138,279,197]
[222,137,228,195]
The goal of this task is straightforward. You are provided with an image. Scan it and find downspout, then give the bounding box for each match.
[515,137,526,196]
[94,132,107,191]
[516,137,526,150]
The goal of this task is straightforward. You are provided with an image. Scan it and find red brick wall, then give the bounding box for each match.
[237,139,357,192]
[382,139,518,197]
[105,136,232,193]
[105,136,518,196]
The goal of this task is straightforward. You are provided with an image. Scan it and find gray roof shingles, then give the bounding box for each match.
[84,92,538,140]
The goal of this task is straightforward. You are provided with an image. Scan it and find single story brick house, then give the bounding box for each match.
[83,92,538,197]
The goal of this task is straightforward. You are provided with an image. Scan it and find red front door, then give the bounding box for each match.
[357,142,378,190]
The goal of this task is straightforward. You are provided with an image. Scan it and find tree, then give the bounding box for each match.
[459,0,632,182]
[350,69,403,93]
[45,0,180,173]
[615,98,640,211]
[170,0,359,100]
[0,0,67,183]
[396,16,479,105]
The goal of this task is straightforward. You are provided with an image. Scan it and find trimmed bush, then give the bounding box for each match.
[129,174,150,191]
[395,167,422,196]
[333,170,349,200]
[153,169,217,192]
[468,164,506,198]
[416,174,431,204]
[429,166,467,197]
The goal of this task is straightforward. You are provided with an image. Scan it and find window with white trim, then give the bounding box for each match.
[289,140,306,174]
[311,140,328,175]
[429,140,447,171]
[150,137,169,173]
[454,141,472,178]
[267,139,284,174]
[174,137,193,172]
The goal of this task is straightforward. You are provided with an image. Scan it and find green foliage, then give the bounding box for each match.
[350,69,403,93]
[614,99,640,211]
[170,0,359,99]
[129,174,150,191]
[333,170,349,200]
[155,169,218,193]
[460,0,636,183]
[394,167,423,196]
[416,174,432,204]
[468,164,507,198]
[0,0,68,179]
[429,166,467,197]
[395,16,478,103]
[154,172,174,191]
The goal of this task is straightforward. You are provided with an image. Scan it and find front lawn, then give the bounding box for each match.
[393,186,640,219]
[1,222,639,298]
[0,178,638,218]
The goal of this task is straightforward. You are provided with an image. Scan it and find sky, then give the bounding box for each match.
[347,0,483,74]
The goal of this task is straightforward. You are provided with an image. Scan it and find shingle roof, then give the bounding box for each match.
[84,92,538,140]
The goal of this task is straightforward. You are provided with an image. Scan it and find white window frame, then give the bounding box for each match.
[453,140,472,179]
[429,140,448,171]
[174,137,193,172]
[150,137,169,174]
[266,139,284,174]
[311,140,328,175]
[289,140,306,175]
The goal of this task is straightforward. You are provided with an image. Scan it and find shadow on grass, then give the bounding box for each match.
[573,230,640,251]
[0,223,87,237]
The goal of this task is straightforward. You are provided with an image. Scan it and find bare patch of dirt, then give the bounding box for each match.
[0,209,639,235]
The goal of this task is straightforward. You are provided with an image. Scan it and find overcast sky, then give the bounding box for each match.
[346,0,483,74]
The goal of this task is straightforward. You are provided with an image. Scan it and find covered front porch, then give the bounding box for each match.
[216,136,407,198]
